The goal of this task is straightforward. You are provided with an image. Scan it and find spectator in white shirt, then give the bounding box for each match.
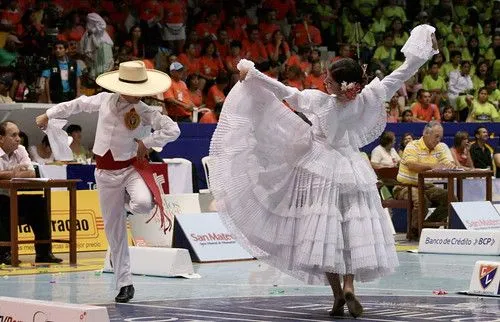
[371,131,401,169]
[447,61,473,120]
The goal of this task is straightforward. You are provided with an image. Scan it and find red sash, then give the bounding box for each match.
[132,159,173,233]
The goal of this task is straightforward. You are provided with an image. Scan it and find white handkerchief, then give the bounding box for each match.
[44,119,74,161]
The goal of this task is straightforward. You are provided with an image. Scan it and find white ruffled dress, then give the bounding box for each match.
[209,25,438,284]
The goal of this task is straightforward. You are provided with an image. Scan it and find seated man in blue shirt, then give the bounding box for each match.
[41,40,82,103]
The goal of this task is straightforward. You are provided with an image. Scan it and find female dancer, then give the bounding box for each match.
[210,25,438,318]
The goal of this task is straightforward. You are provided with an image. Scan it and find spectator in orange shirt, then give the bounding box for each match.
[291,12,322,48]
[139,0,163,46]
[264,60,280,79]
[258,9,280,44]
[178,42,201,76]
[286,46,312,76]
[263,0,296,22]
[164,62,194,122]
[304,61,326,92]
[199,40,225,82]
[215,29,230,61]
[162,0,187,54]
[186,74,204,108]
[205,74,228,111]
[194,11,220,40]
[199,102,222,124]
[225,40,244,86]
[284,65,304,90]
[224,12,247,42]
[411,89,441,123]
[0,0,22,35]
[266,30,290,65]
[242,26,269,68]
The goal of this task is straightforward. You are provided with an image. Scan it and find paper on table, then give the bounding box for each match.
[431,167,465,171]
[11,178,50,182]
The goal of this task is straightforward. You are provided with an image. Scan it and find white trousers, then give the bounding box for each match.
[95,166,153,289]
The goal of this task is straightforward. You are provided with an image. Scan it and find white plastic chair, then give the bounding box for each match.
[201,156,211,190]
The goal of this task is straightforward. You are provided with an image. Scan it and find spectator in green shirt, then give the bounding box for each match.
[466,87,500,122]
[422,61,447,107]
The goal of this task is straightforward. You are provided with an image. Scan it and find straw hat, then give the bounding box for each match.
[96,60,171,97]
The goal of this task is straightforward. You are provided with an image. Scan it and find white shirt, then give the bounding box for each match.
[0,145,35,195]
[28,145,55,164]
[447,70,473,96]
[46,92,181,161]
[370,145,401,167]
[0,145,34,171]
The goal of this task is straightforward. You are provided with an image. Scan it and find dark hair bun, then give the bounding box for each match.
[329,58,365,87]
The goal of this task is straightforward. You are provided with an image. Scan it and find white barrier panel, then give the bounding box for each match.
[129,193,201,247]
[198,191,217,213]
[468,261,500,297]
[418,229,500,255]
[450,201,500,230]
[103,246,200,278]
[174,213,254,262]
[0,296,109,322]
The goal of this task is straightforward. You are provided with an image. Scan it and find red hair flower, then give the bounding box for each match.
[340,81,361,100]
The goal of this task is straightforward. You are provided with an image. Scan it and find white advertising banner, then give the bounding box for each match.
[418,229,500,255]
[175,212,254,262]
[468,261,500,297]
[451,201,500,230]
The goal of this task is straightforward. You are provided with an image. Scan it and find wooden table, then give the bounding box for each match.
[417,169,493,235]
[0,179,80,267]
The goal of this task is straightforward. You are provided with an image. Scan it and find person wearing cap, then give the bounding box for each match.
[163,62,194,122]
[41,40,82,104]
[35,60,180,303]
[0,35,21,67]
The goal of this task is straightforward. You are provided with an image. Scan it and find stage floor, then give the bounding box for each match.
[0,246,499,321]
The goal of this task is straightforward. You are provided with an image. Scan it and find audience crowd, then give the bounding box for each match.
[0,0,498,152]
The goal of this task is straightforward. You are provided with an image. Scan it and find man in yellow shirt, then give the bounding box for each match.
[394,121,457,239]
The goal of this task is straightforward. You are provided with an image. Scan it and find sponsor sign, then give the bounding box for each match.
[175,213,254,262]
[18,190,133,254]
[450,201,500,230]
[468,261,500,297]
[418,228,500,255]
[129,193,201,247]
[0,296,109,321]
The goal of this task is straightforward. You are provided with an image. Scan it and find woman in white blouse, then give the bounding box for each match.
[28,135,55,164]
[370,131,401,168]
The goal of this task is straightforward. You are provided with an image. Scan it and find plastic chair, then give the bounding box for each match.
[201,156,211,190]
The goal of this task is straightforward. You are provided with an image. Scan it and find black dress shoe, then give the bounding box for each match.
[0,253,21,265]
[115,285,135,303]
[35,253,63,263]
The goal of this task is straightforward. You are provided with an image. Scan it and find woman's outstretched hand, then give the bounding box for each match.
[239,69,248,81]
